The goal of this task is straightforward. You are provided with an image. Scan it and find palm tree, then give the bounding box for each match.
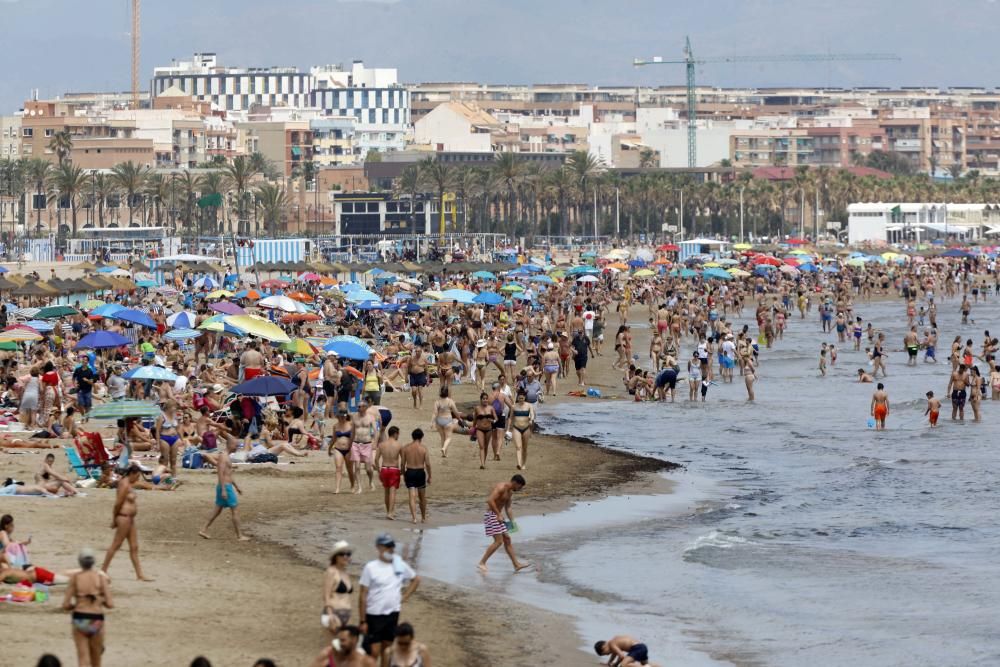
[492,152,523,237]
[90,171,118,227]
[197,171,227,235]
[255,183,288,236]
[46,163,87,235]
[225,155,259,235]
[453,167,480,234]
[176,170,199,235]
[638,148,658,169]
[110,161,149,227]
[144,173,171,227]
[393,164,424,231]
[566,150,604,236]
[47,130,73,166]
[24,159,51,232]
[248,152,278,180]
[420,158,455,236]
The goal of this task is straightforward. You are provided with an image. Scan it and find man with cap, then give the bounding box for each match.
[358,533,419,666]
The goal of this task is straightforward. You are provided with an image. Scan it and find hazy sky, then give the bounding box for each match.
[2,0,999,112]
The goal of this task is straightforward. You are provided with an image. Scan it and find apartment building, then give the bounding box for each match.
[240,119,313,177]
[0,116,20,160]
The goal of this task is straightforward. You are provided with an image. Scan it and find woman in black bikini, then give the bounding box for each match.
[322,540,354,632]
[509,390,535,471]
[327,403,356,493]
[63,547,113,667]
[472,392,497,470]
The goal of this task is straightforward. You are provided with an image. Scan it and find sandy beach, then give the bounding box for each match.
[1,303,674,667]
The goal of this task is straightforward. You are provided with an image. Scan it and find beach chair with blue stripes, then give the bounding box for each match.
[63,446,101,481]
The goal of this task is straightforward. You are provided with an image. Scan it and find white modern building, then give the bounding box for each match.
[846,202,994,244]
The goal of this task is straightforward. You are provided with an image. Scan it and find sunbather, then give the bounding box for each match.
[35,452,78,496]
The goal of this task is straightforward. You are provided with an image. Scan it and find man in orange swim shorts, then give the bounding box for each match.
[871,383,890,430]
[375,426,402,520]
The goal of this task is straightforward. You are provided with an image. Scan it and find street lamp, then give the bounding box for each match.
[739,186,745,243]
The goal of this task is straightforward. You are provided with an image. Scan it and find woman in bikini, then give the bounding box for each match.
[432,385,460,458]
[254,417,308,458]
[386,623,431,667]
[322,541,354,632]
[154,400,182,478]
[472,392,497,470]
[327,403,355,494]
[100,465,152,581]
[287,406,308,449]
[541,341,560,396]
[509,390,535,471]
[63,548,113,667]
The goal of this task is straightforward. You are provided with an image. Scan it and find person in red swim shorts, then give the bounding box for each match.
[925,390,941,428]
[871,383,890,430]
[375,426,402,520]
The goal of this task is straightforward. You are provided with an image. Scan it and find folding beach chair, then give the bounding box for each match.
[63,446,101,481]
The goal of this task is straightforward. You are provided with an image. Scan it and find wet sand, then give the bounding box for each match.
[1,305,675,666]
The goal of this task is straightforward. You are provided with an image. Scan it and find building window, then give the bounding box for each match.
[44,129,54,137]
[22,128,32,138]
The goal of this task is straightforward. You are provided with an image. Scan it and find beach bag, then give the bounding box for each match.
[181,449,203,469]
[201,431,218,451]
[248,452,278,464]
[306,434,321,450]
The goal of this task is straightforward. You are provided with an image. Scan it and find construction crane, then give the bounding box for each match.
[131,0,141,109]
[633,36,901,168]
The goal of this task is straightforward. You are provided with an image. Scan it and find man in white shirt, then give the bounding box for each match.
[358,533,420,666]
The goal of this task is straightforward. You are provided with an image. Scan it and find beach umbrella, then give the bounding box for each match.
[846,257,866,267]
[107,308,156,329]
[798,263,818,273]
[281,313,322,324]
[354,300,385,311]
[166,311,196,329]
[679,268,699,279]
[281,338,318,356]
[605,249,630,260]
[576,275,599,283]
[164,328,202,341]
[193,276,218,290]
[89,400,162,420]
[727,268,751,277]
[785,238,808,245]
[628,259,647,268]
[473,291,503,306]
[231,375,297,396]
[633,269,655,278]
[75,331,130,349]
[941,248,974,259]
[401,303,422,313]
[324,340,372,360]
[299,272,322,282]
[13,307,40,319]
[0,328,42,342]
[81,299,105,310]
[223,315,290,343]
[24,320,55,332]
[634,248,655,262]
[95,266,116,274]
[136,279,157,288]
[0,341,18,351]
[515,264,543,274]
[258,295,305,312]
[345,290,381,303]
[526,275,555,285]
[209,301,246,316]
[499,283,524,293]
[822,265,840,273]
[472,271,497,280]
[36,305,79,319]
[198,315,246,337]
[657,244,680,252]
[204,289,235,300]
[779,264,800,274]
[234,289,262,300]
[124,366,178,382]
[287,291,314,302]
[260,279,289,289]
[581,250,598,258]
[703,268,733,280]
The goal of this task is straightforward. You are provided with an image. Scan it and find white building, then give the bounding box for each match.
[1,115,20,160]
[413,102,500,153]
[846,202,992,244]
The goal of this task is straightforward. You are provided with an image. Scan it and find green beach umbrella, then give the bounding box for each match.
[89,400,162,420]
[36,305,80,319]
[0,341,18,351]
[500,284,524,293]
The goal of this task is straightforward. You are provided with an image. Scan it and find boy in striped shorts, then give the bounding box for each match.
[478,474,532,573]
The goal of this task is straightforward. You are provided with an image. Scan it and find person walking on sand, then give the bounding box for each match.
[401,428,432,524]
[406,346,428,409]
[199,437,249,541]
[871,383,889,430]
[350,400,379,493]
[64,548,113,667]
[477,475,532,573]
[101,465,153,581]
[375,426,403,520]
[359,533,420,667]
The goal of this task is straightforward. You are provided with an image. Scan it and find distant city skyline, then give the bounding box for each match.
[3,0,1000,112]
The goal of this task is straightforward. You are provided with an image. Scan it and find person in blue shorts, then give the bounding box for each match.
[199,437,249,541]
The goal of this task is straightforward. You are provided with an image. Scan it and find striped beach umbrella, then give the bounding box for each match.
[89,400,162,420]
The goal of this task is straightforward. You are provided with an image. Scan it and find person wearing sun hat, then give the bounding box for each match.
[358,533,419,662]
[322,540,355,632]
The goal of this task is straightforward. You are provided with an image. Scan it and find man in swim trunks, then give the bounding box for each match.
[904,326,920,367]
[870,383,889,430]
[401,428,432,524]
[594,634,652,666]
[947,363,969,421]
[350,400,379,493]
[406,346,428,409]
[375,426,402,520]
[654,366,677,402]
[925,391,941,428]
[477,475,531,573]
[199,436,249,541]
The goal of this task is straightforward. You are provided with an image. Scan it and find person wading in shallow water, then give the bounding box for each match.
[477,475,532,573]
[870,382,889,430]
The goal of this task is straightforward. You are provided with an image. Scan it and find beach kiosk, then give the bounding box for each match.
[678,238,730,261]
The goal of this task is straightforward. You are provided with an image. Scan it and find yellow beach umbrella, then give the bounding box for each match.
[205,289,235,299]
[727,268,751,277]
[0,329,43,342]
[281,338,318,355]
[633,269,655,277]
[733,243,752,250]
[222,315,291,343]
[702,262,722,268]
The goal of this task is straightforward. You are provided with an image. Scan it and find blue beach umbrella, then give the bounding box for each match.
[354,300,385,311]
[166,311,196,329]
[75,330,130,349]
[473,291,503,306]
[90,303,126,318]
[108,308,156,329]
[231,375,297,396]
[472,271,497,280]
[164,328,202,341]
[438,289,477,304]
[124,366,178,382]
[324,340,372,360]
[24,320,54,332]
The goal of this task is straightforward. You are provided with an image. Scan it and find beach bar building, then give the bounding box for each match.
[847,203,991,244]
[678,238,730,261]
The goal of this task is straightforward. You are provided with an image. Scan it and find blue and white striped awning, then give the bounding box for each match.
[237,239,307,267]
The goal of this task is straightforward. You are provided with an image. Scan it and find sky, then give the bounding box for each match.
[2,0,999,112]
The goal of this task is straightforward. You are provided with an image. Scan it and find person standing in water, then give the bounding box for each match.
[477,475,532,573]
[871,383,889,430]
[925,391,941,428]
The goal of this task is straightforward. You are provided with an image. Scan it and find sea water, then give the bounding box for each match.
[415,292,1000,667]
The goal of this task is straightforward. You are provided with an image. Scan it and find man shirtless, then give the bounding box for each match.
[947,363,969,421]
[350,401,379,493]
[401,428,432,524]
[198,437,249,541]
[406,347,428,409]
[477,475,531,573]
[924,391,942,428]
[903,326,920,367]
[239,341,264,382]
[594,635,654,666]
[374,426,402,520]
[870,383,889,430]
[322,352,341,420]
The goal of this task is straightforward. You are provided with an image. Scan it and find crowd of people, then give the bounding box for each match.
[2,244,998,666]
